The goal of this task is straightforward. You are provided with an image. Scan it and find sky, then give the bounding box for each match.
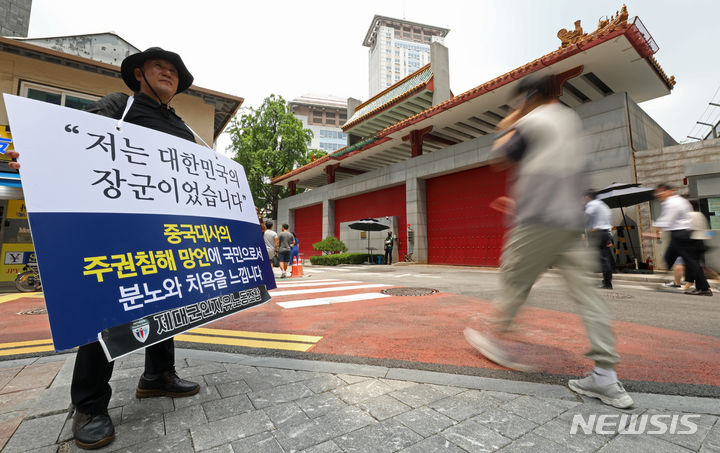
[26,0,720,153]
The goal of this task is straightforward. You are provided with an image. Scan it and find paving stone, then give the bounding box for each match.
[117,429,194,453]
[297,392,349,419]
[429,389,499,422]
[645,410,718,451]
[203,369,247,386]
[173,384,222,409]
[223,363,263,379]
[471,407,538,439]
[26,384,72,419]
[335,418,422,453]
[598,433,694,452]
[357,394,412,421]
[379,378,417,391]
[301,440,343,453]
[201,445,234,453]
[263,401,310,428]
[441,417,511,452]
[108,365,144,382]
[115,354,145,370]
[2,412,66,452]
[275,406,375,451]
[190,409,274,451]
[399,435,467,452]
[230,431,285,453]
[394,406,456,437]
[337,374,373,385]
[0,387,44,415]
[538,396,582,410]
[202,393,254,421]
[215,379,252,398]
[333,378,395,405]
[557,401,646,423]
[700,421,720,452]
[390,383,459,409]
[483,390,521,402]
[164,404,208,434]
[248,381,314,409]
[100,414,165,451]
[0,361,62,394]
[303,374,346,394]
[0,367,21,390]
[498,432,575,453]
[50,357,76,389]
[0,413,23,451]
[108,381,138,410]
[501,395,568,424]
[532,418,610,452]
[121,396,175,422]
[177,362,227,379]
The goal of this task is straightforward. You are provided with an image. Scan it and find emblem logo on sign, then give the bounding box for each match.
[131,319,150,343]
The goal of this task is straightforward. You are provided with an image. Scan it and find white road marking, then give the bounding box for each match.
[277,293,391,309]
[276,280,360,288]
[270,283,390,296]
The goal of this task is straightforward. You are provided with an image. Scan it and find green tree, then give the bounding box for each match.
[226,94,326,219]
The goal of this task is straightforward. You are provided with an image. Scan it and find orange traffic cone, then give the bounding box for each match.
[290,256,304,278]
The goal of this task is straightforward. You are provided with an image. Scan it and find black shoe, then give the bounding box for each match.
[684,289,713,296]
[72,411,115,450]
[599,284,613,289]
[136,369,200,398]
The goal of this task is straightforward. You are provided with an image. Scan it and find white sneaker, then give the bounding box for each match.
[568,372,634,408]
[463,327,537,372]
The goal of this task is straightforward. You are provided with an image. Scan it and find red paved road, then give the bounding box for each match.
[1,284,718,387]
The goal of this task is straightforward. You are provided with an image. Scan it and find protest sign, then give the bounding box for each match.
[3,94,276,360]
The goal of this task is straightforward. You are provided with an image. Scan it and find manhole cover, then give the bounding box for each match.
[17,307,47,315]
[381,287,438,296]
[601,291,633,300]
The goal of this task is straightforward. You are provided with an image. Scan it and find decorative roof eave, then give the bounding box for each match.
[647,55,676,90]
[379,16,666,138]
[271,154,334,185]
[343,64,433,132]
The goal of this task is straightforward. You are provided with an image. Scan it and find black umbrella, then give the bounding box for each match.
[348,218,390,264]
[595,183,655,268]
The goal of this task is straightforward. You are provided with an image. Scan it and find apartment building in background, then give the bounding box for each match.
[289,94,348,152]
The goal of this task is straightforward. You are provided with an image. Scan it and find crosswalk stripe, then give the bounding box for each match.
[276,280,360,288]
[270,283,390,297]
[278,293,391,309]
[0,293,45,305]
[275,279,342,287]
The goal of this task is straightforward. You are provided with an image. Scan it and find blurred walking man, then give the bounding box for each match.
[464,75,633,409]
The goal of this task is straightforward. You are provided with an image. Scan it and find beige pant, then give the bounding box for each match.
[495,224,620,369]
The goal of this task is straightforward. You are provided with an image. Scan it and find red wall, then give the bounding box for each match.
[293,203,323,258]
[426,166,509,266]
[334,185,407,258]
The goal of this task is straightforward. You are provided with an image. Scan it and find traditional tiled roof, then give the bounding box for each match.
[380,14,671,137]
[342,64,433,131]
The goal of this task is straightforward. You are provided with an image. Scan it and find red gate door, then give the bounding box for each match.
[426,166,509,266]
[293,204,323,258]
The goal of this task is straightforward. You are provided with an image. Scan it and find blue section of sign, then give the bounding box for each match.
[28,212,275,350]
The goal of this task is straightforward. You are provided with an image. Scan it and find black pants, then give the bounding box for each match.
[385,248,393,265]
[589,230,614,286]
[71,339,174,415]
[665,230,709,291]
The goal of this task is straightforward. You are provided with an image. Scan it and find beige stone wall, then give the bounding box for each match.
[0,52,214,145]
[635,137,720,268]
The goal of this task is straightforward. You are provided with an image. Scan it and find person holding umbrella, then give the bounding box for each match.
[642,184,712,296]
[585,190,614,289]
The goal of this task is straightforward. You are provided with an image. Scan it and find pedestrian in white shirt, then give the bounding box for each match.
[642,184,712,296]
[584,190,614,289]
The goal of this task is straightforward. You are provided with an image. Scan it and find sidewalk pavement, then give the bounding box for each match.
[1,349,718,452]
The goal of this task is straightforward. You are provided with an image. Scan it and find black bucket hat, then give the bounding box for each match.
[121,47,194,94]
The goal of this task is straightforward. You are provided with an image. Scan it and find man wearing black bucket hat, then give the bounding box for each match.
[8,47,201,450]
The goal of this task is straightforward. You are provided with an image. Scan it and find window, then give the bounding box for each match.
[325,112,335,118]
[21,82,99,111]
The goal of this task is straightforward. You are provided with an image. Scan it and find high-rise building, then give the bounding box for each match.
[289,94,348,153]
[1,0,32,37]
[363,15,449,96]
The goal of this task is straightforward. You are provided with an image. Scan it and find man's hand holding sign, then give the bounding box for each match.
[3,47,275,450]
